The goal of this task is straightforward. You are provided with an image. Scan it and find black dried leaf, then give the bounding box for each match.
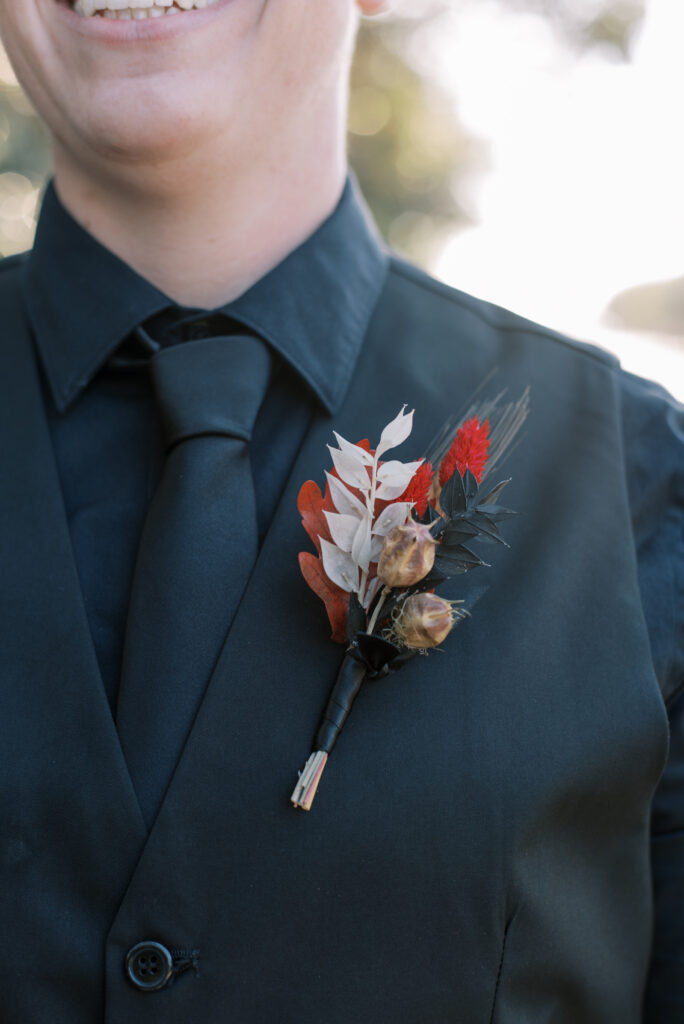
[430,516,448,541]
[376,590,403,624]
[464,512,507,546]
[464,528,503,547]
[442,522,480,547]
[346,592,367,644]
[479,479,510,506]
[425,504,442,527]
[408,567,449,594]
[351,632,403,676]
[463,468,479,503]
[475,503,517,522]
[435,544,487,576]
[440,469,466,517]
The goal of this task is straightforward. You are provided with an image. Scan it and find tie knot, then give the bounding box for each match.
[148,334,272,450]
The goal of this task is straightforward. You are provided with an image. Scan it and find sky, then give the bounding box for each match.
[405,0,684,398]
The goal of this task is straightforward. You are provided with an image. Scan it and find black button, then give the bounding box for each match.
[125,941,174,992]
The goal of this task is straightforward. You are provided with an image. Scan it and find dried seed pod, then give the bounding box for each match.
[377,521,437,589]
[395,593,455,649]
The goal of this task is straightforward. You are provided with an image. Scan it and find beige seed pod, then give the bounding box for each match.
[395,592,455,649]
[377,521,437,589]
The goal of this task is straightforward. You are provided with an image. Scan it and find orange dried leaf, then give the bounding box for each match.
[296,439,372,642]
[297,480,330,555]
[298,552,349,644]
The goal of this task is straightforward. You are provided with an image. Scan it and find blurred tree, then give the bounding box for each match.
[377,0,645,57]
[0,51,51,256]
[349,0,645,262]
[500,0,645,57]
[349,21,483,267]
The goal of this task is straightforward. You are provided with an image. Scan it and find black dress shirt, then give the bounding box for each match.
[24,178,387,706]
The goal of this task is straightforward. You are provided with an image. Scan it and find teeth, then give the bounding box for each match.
[72,0,220,17]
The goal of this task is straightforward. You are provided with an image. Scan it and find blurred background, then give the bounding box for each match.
[0,0,682,397]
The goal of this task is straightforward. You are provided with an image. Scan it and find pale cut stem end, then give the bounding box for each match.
[291,750,329,811]
[367,585,391,636]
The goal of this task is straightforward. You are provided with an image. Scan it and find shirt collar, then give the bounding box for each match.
[24,176,387,416]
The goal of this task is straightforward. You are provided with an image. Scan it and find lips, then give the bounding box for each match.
[71,0,221,17]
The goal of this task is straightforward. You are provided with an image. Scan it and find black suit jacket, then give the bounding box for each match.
[0,249,678,1022]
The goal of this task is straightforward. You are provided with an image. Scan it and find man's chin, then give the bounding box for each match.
[63,87,228,170]
[38,0,256,160]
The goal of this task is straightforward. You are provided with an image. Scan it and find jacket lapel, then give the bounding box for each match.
[0,265,146,852]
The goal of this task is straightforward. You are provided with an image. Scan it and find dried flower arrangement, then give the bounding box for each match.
[292,392,529,810]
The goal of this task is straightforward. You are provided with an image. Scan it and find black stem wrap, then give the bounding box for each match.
[314,653,367,755]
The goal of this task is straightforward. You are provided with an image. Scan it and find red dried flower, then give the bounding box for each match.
[399,461,434,518]
[439,417,490,486]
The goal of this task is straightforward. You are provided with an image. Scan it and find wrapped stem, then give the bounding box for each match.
[314,654,367,755]
[291,652,367,810]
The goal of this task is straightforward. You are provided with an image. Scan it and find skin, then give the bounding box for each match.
[0,0,390,306]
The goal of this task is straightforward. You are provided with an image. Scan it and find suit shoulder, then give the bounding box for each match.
[0,251,29,293]
[384,254,618,371]
[0,251,29,274]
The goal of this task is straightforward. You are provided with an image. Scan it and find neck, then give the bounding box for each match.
[51,101,348,309]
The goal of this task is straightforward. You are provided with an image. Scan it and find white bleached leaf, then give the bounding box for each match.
[351,512,373,573]
[333,432,374,466]
[326,472,366,517]
[377,460,423,487]
[370,533,386,563]
[376,460,423,499]
[376,480,416,502]
[328,445,372,492]
[324,511,361,553]
[375,460,423,501]
[376,406,414,458]
[320,537,359,593]
[362,575,382,610]
[372,501,412,537]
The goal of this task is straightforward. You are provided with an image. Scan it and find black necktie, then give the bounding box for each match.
[116,327,272,828]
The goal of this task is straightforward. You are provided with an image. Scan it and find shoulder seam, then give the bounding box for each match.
[388,258,617,371]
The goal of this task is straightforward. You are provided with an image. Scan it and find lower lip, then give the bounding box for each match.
[52,0,239,42]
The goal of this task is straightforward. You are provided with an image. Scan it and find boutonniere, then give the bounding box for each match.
[291,391,529,810]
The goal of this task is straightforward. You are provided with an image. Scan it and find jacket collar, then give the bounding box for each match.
[24,175,387,416]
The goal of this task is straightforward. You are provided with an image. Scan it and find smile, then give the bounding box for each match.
[71,0,221,17]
